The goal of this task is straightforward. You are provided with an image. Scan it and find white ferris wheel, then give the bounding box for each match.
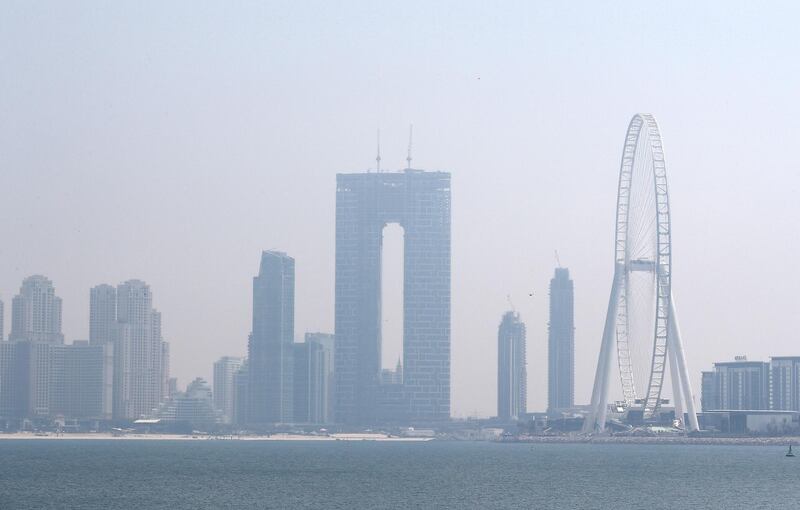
[584,113,699,433]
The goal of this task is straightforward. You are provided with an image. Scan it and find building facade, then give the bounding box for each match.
[0,299,4,342]
[0,340,113,421]
[213,356,244,424]
[702,359,770,411]
[293,333,335,424]
[248,251,295,424]
[113,280,167,420]
[90,284,117,345]
[157,377,218,430]
[497,311,527,421]
[233,360,249,426]
[769,357,800,411]
[335,170,451,424]
[10,275,64,344]
[548,267,574,413]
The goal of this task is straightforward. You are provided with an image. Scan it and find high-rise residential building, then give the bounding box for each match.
[0,340,113,421]
[51,341,114,420]
[0,340,53,418]
[213,356,244,424]
[10,275,64,344]
[113,280,167,420]
[294,333,335,424]
[248,251,294,425]
[548,267,574,413]
[497,311,527,421]
[233,360,249,426]
[335,170,451,424]
[702,358,770,410]
[89,284,116,345]
[769,357,800,411]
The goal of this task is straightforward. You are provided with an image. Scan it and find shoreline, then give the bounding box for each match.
[0,432,434,442]
[508,435,800,446]
[1,432,798,445]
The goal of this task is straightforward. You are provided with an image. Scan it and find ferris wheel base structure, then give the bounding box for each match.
[582,114,699,434]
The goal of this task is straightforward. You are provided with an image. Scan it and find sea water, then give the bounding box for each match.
[0,440,794,509]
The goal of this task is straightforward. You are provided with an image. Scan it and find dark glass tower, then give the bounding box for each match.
[497,311,527,421]
[248,251,294,424]
[548,267,574,413]
[335,170,451,424]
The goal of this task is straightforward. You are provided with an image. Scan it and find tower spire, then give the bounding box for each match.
[376,128,382,172]
[406,124,413,170]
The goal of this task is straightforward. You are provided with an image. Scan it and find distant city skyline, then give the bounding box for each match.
[3,2,800,417]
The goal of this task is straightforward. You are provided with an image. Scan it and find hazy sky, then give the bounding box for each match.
[2,2,799,417]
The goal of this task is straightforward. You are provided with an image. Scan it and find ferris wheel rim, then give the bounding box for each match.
[612,113,672,417]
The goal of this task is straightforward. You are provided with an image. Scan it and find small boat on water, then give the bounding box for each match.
[786,445,795,457]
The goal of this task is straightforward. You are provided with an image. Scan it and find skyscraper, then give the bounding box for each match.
[0,299,4,342]
[113,280,167,420]
[293,333,335,424]
[248,251,294,424]
[548,267,574,413]
[10,275,64,344]
[213,356,244,424]
[335,170,451,424]
[497,311,527,421]
[90,284,117,345]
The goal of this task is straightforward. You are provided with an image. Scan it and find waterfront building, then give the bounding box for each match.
[306,333,335,423]
[769,357,800,411]
[335,170,451,424]
[248,251,295,424]
[701,371,718,411]
[213,356,244,424]
[293,333,335,424]
[703,358,770,410]
[113,280,168,420]
[233,360,248,426]
[0,340,113,421]
[89,284,116,345]
[497,311,527,421]
[0,340,53,418]
[51,341,114,420]
[157,377,218,430]
[548,268,574,413]
[10,275,64,344]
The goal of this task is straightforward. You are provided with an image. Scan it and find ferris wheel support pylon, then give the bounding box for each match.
[668,294,699,431]
[585,266,622,433]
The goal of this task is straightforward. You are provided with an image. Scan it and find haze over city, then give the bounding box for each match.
[2,1,799,418]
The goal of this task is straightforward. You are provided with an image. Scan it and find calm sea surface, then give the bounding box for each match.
[0,440,795,509]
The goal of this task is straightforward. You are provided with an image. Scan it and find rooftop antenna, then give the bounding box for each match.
[507,294,516,313]
[555,250,562,268]
[406,124,413,170]
[376,128,382,172]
